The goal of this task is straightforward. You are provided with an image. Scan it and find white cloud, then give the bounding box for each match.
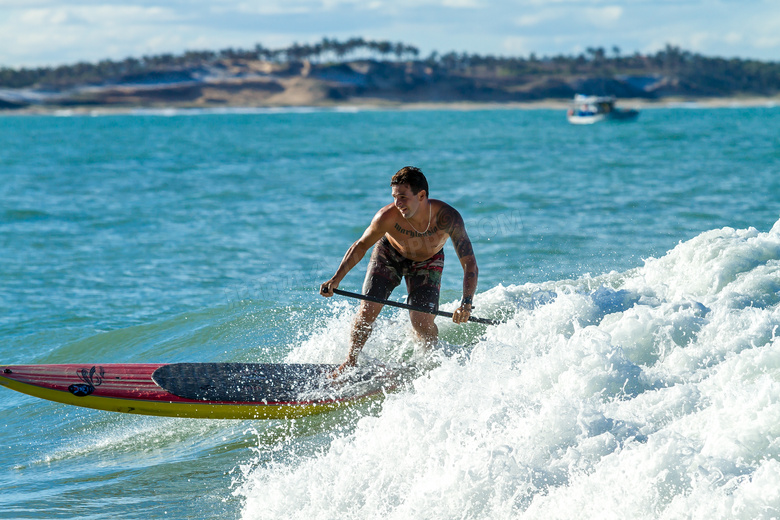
[0,4,234,66]
[515,5,622,29]
[515,9,564,27]
[2,0,780,67]
[502,35,532,55]
[687,32,712,52]
[19,7,72,25]
[441,0,483,8]
[724,32,743,45]
[685,31,747,53]
[14,5,180,28]
[753,35,780,49]
[232,4,306,15]
[232,0,326,15]
[644,28,761,58]
[748,10,780,50]
[583,5,623,26]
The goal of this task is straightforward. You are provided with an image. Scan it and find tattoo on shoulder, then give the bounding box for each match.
[435,206,462,234]
[436,205,473,257]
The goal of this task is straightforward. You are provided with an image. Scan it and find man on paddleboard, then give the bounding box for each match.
[320,166,479,374]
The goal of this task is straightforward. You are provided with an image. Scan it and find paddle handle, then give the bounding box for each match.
[331,289,501,326]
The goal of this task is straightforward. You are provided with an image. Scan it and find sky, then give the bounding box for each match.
[1,0,779,68]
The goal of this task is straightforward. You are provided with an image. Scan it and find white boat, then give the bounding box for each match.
[567,94,639,124]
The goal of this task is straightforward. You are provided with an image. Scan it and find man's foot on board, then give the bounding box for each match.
[330,360,356,379]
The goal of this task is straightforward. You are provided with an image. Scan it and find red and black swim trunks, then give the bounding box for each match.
[362,236,444,313]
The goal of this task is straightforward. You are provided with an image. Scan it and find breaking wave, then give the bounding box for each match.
[238,219,780,519]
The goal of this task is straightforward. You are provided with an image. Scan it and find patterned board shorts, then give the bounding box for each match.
[362,236,444,313]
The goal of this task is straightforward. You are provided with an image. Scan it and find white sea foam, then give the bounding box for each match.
[238,219,780,519]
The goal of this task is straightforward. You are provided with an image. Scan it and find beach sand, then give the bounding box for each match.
[5,94,779,116]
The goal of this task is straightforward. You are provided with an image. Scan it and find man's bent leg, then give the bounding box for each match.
[345,300,384,366]
[409,311,438,349]
[404,248,444,350]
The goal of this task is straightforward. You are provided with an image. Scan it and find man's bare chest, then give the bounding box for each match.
[386,219,448,261]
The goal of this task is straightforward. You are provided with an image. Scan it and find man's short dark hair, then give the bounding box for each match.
[391,166,429,198]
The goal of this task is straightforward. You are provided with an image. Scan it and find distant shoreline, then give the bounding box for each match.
[5,95,779,116]
[5,46,780,115]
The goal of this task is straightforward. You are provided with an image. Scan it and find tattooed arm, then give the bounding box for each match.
[438,205,479,323]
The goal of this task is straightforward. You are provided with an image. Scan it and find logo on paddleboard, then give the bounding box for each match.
[68,366,105,397]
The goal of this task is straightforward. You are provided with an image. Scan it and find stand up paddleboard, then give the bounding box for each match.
[0,363,403,420]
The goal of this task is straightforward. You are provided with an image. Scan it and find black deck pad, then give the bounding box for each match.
[152,363,399,403]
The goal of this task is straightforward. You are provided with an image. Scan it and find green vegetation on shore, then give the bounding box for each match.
[1,38,420,89]
[1,38,779,109]
[3,38,780,95]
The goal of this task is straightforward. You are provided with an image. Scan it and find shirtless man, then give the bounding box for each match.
[320,166,479,374]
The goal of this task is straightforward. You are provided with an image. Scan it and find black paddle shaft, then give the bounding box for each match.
[332,289,501,326]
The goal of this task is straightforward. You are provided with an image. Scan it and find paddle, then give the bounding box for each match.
[332,288,502,325]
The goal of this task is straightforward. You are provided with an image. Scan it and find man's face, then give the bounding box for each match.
[392,184,422,218]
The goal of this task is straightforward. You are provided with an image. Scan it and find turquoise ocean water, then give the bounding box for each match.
[1,106,780,519]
